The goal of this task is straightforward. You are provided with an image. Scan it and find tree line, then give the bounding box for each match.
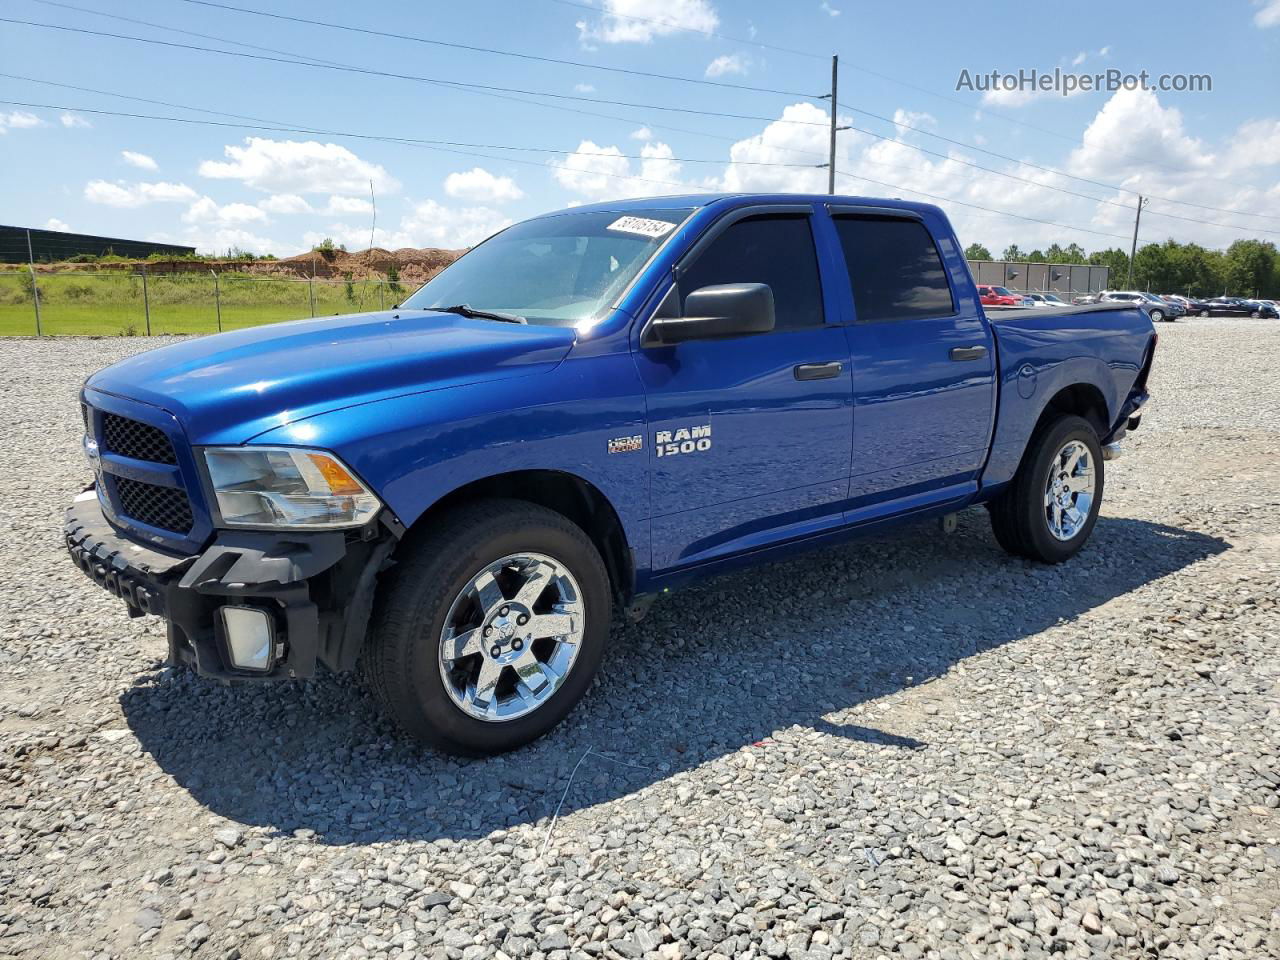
[962,238,1280,298]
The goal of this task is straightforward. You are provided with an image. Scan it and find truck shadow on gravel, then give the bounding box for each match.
[120,511,1226,845]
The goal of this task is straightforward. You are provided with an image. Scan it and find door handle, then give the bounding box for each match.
[949,345,988,361]
[794,361,843,381]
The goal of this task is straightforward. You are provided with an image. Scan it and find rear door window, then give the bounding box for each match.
[835,216,955,322]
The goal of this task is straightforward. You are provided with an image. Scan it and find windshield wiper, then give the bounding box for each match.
[429,303,527,324]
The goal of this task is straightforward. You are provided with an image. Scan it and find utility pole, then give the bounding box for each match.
[827,55,838,195]
[25,229,42,337]
[1126,195,1147,288]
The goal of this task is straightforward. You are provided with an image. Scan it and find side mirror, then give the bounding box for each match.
[647,283,775,344]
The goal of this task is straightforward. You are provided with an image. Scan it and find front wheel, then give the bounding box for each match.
[1149,309,1164,323]
[1199,310,1210,317]
[364,499,611,755]
[988,415,1105,564]
[1251,310,1261,319]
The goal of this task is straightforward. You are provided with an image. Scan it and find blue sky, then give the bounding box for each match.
[2,0,1279,257]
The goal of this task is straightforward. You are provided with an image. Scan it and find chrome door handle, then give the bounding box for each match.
[949,345,988,361]
[794,361,844,380]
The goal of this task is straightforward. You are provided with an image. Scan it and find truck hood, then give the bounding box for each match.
[86,310,577,444]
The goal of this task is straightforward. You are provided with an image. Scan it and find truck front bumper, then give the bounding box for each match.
[64,490,395,681]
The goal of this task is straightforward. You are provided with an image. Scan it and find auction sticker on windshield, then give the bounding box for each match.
[606,216,677,239]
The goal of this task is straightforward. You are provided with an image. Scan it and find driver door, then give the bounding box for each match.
[633,206,854,572]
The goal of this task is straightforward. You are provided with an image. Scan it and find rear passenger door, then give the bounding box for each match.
[831,210,996,515]
[634,206,853,571]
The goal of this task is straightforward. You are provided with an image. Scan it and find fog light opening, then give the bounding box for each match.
[220,605,276,672]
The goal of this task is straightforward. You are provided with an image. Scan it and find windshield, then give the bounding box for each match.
[1044,294,1064,302]
[403,208,695,327]
[992,286,1013,296]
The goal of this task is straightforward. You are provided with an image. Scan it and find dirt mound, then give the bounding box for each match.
[272,246,463,280]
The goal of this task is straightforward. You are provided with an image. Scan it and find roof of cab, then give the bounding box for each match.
[536,193,946,220]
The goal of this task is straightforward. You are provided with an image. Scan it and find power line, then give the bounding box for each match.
[0,18,836,127]
[0,97,825,171]
[13,12,1275,227]
[33,0,823,100]
[7,70,1276,240]
[833,171,1132,242]
[176,0,819,97]
[0,95,1139,244]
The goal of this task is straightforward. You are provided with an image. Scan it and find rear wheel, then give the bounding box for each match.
[1199,310,1210,317]
[988,415,1104,564]
[1149,309,1165,323]
[364,499,611,755]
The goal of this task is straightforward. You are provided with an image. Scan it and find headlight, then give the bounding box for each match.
[203,446,381,529]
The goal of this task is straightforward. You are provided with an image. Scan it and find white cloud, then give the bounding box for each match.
[182,196,269,225]
[705,54,748,78]
[305,200,513,251]
[819,1,841,15]
[183,226,284,258]
[630,126,654,141]
[323,195,375,215]
[45,218,71,232]
[400,200,513,247]
[84,180,199,208]
[1097,45,1111,57]
[1254,0,1280,28]
[121,150,158,171]
[60,113,91,129]
[258,193,313,214]
[553,139,695,200]
[443,167,524,203]
[1070,51,1087,66]
[0,110,43,134]
[198,137,398,195]
[577,0,718,44]
[573,82,596,93]
[1067,88,1211,179]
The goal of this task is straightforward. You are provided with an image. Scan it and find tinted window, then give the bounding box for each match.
[679,214,824,330]
[834,216,955,322]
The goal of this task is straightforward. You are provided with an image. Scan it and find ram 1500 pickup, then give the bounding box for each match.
[66,194,1155,754]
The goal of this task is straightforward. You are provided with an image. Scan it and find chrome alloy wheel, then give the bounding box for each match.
[438,553,584,722]
[1043,440,1095,541]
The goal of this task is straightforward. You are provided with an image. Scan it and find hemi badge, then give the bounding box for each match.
[608,435,643,454]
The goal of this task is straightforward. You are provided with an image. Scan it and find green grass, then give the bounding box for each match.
[0,271,421,337]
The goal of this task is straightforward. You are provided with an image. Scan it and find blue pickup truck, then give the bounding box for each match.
[66,194,1154,754]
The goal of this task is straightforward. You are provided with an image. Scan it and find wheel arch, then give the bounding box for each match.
[1032,381,1110,441]
[399,469,636,604]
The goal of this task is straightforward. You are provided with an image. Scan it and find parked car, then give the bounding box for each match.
[1100,291,1182,322]
[66,193,1156,754]
[1026,293,1068,307]
[1163,294,1211,316]
[1204,297,1279,318]
[976,284,1025,307]
[1072,293,1101,305]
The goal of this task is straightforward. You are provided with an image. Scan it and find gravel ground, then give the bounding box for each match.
[1,319,1277,960]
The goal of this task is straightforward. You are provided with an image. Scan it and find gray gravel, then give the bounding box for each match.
[1,318,1278,960]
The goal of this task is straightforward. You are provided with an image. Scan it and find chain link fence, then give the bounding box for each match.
[0,270,425,337]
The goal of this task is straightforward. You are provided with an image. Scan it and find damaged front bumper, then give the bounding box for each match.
[64,490,397,681]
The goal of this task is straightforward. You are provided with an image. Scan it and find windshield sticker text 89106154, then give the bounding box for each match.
[606,216,677,239]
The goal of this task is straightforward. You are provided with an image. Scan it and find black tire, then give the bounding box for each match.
[364,499,611,755]
[987,414,1105,564]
